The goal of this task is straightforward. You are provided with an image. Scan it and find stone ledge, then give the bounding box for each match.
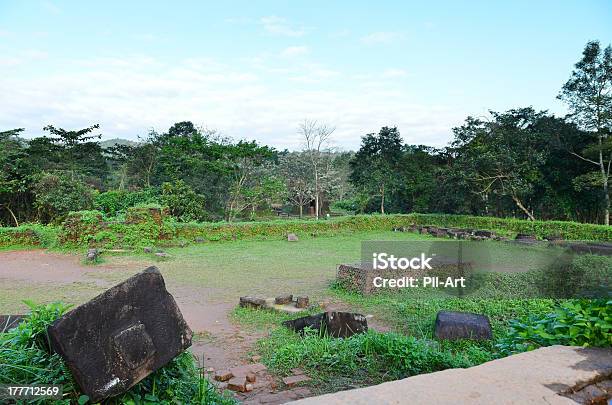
[288,346,612,405]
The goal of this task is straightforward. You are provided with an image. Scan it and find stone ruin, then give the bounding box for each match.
[240,294,310,313]
[336,256,472,295]
[47,266,192,403]
[283,311,368,338]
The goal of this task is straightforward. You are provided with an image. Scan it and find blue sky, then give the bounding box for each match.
[0,1,610,150]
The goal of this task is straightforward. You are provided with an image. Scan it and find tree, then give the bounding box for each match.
[278,152,314,217]
[350,127,404,214]
[558,41,612,224]
[451,109,548,221]
[300,119,335,219]
[32,172,96,223]
[0,129,30,226]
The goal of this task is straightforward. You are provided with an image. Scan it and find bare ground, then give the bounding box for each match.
[0,248,392,404]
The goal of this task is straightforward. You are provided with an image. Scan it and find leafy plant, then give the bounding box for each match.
[496,299,612,355]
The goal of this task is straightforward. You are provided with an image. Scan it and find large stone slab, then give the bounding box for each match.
[289,346,612,405]
[434,311,492,340]
[47,266,192,403]
[283,311,368,338]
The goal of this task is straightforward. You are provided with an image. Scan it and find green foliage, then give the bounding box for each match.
[95,189,159,217]
[0,302,236,404]
[258,326,476,390]
[0,224,59,248]
[32,173,97,223]
[161,180,209,222]
[497,299,612,355]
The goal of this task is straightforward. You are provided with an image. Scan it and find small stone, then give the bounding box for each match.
[275,294,293,305]
[239,296,266,309]
[246,372,256,382]
[86,248,99,262]
[227,376,248,392]
[282,375,311,387]
[287,233,298,242]
[143,246,153,253]
[155,252,169,258]
[245,383,254,392]
[295,296,309,308]
[214,370,233,382]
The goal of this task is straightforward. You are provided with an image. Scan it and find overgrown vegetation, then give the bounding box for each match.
[1,212,611,250]
[0,302,236,404]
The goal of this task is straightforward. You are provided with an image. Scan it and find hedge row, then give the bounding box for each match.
[0,213,610,249]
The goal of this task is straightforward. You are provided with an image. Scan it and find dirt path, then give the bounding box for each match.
[1,249,394,403]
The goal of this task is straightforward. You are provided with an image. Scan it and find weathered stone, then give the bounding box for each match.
[283,312,368,338]
[283,374,311,387]
[434,311,492,340]
[86,248,99,262]
[155,252,169,258]
[474,230,494,238]
[246,371,256,383]
[275,294,293,305]
[214,370,233,382]
[287,233,299,242]
[143,246,153,253]
[295,296,309,308]
[240,296,267,309]
[227,376,248,392]
[0,314,26,331]
[47,267,192,403]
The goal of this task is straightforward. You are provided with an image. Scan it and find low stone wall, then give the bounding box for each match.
[290,346,612,405]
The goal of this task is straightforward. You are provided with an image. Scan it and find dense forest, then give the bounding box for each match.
[1,41,611,226]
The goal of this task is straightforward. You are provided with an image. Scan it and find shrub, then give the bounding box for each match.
[161,180,209,222]
[0,302,236,404]
[94,189,159,217]
[0,224,59,248]
[32,173,97,223]
[496,299,612,355]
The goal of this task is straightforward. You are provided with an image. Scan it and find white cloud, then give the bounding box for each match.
[381,68,408,78]
[360,31,404,45]
[259,16,305,37]
[280,46,309,57]
[0,53,462,150]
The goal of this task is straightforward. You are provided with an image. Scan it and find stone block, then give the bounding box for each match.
[239,296,267,309]
[283,375,311,387]
[287,233,299,242]
[295,296,309,308]
[275,294,293,305]
[227,376,248,392]
[47,266,192,403]
[214,370,233,382]
[434,311,492,340]
[246,371,256,383]
[474,230,494,238]
[86,248,99,262]
[283,312,368,338]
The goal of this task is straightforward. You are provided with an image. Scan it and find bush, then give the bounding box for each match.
[95,189,159,217]
[0,224,59,248]
[0,302,236,404]
[496,299,612,355]
[32,173,97,223]
[161,180,209,222]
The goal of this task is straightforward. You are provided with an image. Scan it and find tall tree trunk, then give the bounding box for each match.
[314,171,319,220]
[603,178,610,226]
[299,204,303,218]
[380,183,385,214]
[3,205,19,227]
[512,195,535,221]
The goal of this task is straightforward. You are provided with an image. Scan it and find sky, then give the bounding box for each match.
[0,1,611,151]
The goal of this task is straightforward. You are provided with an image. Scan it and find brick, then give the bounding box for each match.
[214,370,233,382]
[283,374,311,387]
